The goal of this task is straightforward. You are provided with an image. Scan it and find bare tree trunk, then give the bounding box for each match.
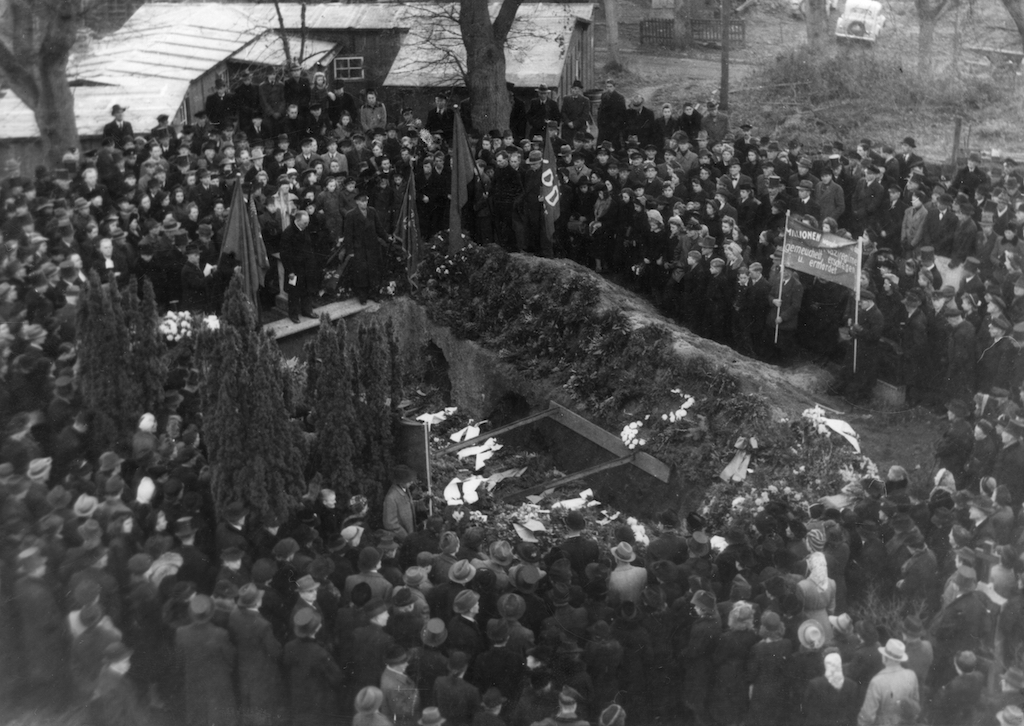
[36,57,79,163]
[915,0,955,74]
[917,13,938,73]
[806,0,828,50]
[997,0,1024,52]
[460,0,515,131]
[299,3,306,63]
[720,0,730,110]
[605,0,623,68]
[0,0,82,165]
[674,0,690,49]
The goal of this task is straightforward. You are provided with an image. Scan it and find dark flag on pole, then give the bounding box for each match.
[449,111,475,254]
[395,173,422,278]
[219,178,269,314]
[541,133,562,244]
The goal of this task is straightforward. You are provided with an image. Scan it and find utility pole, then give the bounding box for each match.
[720,0,730,109]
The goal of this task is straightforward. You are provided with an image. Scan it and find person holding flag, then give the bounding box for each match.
[828,289,885,403]
[520,150,547,256]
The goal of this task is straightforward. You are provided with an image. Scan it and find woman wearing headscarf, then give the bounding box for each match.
[709,602,760,726]
[803,649,860,726]
[747,611,793,726]
[799,529,836,643]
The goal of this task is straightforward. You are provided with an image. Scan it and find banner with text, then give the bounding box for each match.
[781,217,860,291]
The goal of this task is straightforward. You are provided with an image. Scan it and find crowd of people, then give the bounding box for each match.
[5,61,1024,726]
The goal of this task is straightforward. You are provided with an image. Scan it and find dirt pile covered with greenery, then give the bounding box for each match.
[413,243,874,529]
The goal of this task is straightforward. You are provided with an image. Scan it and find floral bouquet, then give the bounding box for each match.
[159,311,194,343]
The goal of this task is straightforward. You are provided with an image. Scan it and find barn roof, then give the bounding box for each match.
[0,2,593,140]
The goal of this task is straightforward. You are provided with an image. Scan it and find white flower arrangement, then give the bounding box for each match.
[662,389,696,423]
[158,311,194,343]
[201,315,220,331]
[625,516,650,545]
[620,420,646,450]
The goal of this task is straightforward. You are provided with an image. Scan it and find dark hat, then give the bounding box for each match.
[293,607,322,638]
[111,104,128,115]
[189,594,214,623]
[421,618,448,647]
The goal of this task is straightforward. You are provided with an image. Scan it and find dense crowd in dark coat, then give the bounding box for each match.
[5,63,1024,726]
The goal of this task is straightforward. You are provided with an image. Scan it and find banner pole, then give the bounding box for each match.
[853,235,863,374]
[775,211,789,344]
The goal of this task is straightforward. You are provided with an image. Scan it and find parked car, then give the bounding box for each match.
[835,0,886,42]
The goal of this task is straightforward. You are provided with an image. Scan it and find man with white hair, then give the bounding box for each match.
[858,638,919,725]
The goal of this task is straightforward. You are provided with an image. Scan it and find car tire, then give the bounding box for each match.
[846,20,866,36]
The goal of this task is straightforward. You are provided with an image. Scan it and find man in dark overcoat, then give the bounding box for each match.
[228,584,286,726]
[280,209,319,322]
[175,595,237,726]
[14,548,70,702]
[344,191,390,304]
[284,609,343,726]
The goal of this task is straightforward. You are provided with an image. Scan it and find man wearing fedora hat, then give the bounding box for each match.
[175,595,238,726]
[858,638,919,726]
[380,643,419,726]
[608,542,646,604]
[103,105,134,149]
[470,618,523,705]
[284,608,344,724]
[227,583,285,725]
[447,589,484,662]
[930,564,990,686]
[979,668,1024,724]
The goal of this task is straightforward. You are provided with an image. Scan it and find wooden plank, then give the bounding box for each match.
[548,401,672,482]
[263,298,379,338]
[439,405,557,454]
[500,454,635,501]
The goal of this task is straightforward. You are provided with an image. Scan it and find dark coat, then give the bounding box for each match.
[280,221,319,295]
[434,674,482,726]
[710,628,759,725]
[102,120,135,148]
[447,614,486,663]
[946,319,977,401]
[175,620,238,726]
[180,262,207,312]
[351,622,394,690]
[977,336,1017,394]
[922,207,958,257]
[597,91,627,143]
[993,440,1024,507]
[802,675,860,726]
[343,206,388,295]
[934,418,974,478]
[931,670,984,725]
[471,645,524,700]
[14,574,69,687]
[227,607,285,723]
[679,614,719,715]
[747,638,793,726]
[283,637,343,726]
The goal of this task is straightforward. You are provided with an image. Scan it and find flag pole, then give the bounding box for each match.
[775,211,789,344]
[853,235,863,374]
